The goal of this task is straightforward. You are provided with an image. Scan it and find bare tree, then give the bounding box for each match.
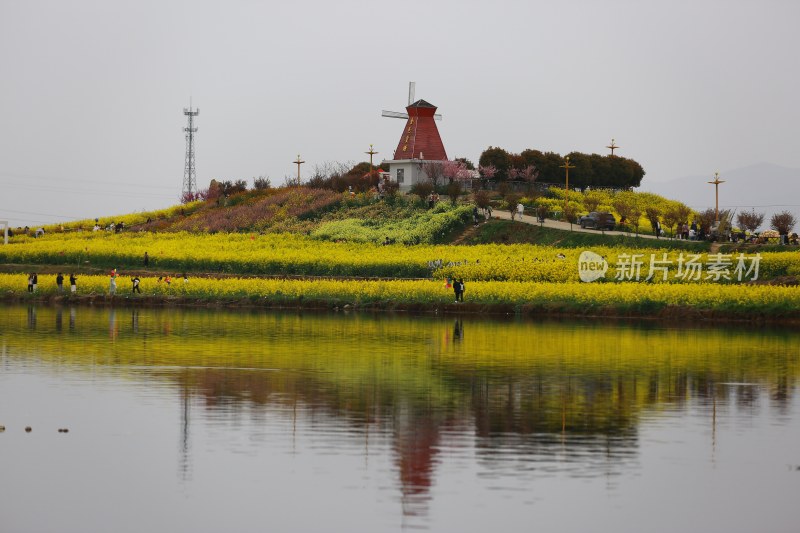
[446,181,463,205]
[410,181,434,204]
[382,179,399,199]
[676,203,693,229]
[612,191,637,228]
[253,175,272,190]
[770,210,797,235]
[696,208,717,237]
[563,203,579,224]
[737,209,765,232]
[662,206,682,238]
[283,174,302,187]
[583,190,604,212]
[645,206,662,236]
[474,190,491,215]
[697,208,733,239]
[312,161,353,181]
[421,161,445,188]
[505,192,522,220]
[630,208,642,234]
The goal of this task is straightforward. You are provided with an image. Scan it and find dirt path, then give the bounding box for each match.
[451,223,482,245]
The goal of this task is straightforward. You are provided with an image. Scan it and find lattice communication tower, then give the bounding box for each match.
[182,105,199,199]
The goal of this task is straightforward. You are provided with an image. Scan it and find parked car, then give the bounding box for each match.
[578,211,616,230]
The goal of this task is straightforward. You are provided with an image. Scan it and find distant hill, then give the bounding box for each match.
[640,163,800,229]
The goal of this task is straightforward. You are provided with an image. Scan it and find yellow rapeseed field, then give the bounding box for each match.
[3,273,799,315]
[3,232,799,282]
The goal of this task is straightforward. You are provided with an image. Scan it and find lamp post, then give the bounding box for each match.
[708,171,725,223]
[293,154,305,184]
[559,156,575,221]
[365,144,378,174]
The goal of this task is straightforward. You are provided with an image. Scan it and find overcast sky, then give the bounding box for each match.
[2,0,798,227]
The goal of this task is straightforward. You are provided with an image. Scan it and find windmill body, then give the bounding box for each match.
[381,84,449,191]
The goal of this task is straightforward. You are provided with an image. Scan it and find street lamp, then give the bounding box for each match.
[708,171,725,223]
[293,154,305,184]
[607,138,619,156]
[560,156,575,221]
[365,144,378,174]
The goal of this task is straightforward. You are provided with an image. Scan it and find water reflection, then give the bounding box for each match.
[1,305,798,530]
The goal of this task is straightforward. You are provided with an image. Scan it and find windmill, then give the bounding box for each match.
[380,82,449,190]
[381,82,442,121]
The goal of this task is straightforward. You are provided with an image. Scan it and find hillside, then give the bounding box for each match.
[26,185,743,249]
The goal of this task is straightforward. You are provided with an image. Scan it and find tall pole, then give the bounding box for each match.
[607,138,619,156]
[182,104,199,199]
[365,144,378,173]
[560,156,575,221]
[708,171,725,223]
[293,154,305,184]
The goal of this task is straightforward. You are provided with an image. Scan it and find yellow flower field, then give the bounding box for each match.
[3,273,799,316]
[2,231,799,283]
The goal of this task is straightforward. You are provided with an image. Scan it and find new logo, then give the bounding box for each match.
[578,251,608,282]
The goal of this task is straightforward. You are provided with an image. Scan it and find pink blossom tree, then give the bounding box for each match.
[442,160,472,183]
[517,165,539,183]
[479,165,497,180]
[517,164,539,197]
[478,165,497,189]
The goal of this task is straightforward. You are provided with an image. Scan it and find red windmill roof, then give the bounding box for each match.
[393,100,447,161]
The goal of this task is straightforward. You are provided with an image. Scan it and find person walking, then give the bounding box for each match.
[517,203,524,221]
[27,273,33,293]
[32,272,38,292]
[56,273,64,293]
[69,273,77,294]
[457,278,465,302]
[109,269,118,295]
[453,279,460,303]
[131,276,141,294]
[143,251,149,267]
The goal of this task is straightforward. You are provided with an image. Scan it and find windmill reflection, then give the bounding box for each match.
[3,306,798,522]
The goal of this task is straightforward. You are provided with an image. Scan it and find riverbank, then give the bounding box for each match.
[4,273,800,326]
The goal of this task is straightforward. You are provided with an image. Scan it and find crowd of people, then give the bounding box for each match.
[23,270,187,296]
[23,253,189,296]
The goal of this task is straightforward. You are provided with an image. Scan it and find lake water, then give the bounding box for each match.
[1,305,798,532]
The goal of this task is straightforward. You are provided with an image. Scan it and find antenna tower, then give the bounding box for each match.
[182,104,199,199]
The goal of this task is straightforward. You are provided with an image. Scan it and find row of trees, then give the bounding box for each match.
[478,147,645,189]
[737,209,797,236]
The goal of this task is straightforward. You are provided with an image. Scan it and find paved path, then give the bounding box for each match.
[489,208,665,240]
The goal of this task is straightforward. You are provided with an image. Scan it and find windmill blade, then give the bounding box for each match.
[381,110,409,119]
[408,81,415,106]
